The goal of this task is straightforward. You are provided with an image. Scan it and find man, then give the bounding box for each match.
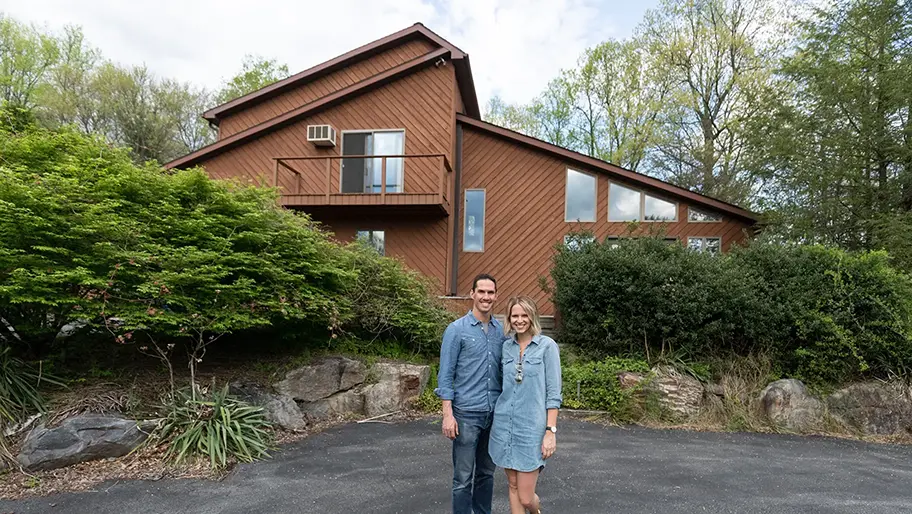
[435,274,507,514]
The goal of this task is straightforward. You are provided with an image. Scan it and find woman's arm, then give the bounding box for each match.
[542,340,562,458]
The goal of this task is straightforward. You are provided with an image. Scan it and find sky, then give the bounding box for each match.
[0,0,661,108]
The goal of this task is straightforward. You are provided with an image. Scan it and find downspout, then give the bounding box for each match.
[449,124,463,296]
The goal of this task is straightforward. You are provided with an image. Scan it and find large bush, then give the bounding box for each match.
[552,236,912,384]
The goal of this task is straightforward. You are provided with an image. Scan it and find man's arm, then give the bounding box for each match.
[435,324,460,440]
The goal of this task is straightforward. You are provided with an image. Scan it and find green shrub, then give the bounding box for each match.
[415,363,442,413]
[0,347,64,422]
[552,236,912,384]
[561,357,650,421]
[155,385,272,469]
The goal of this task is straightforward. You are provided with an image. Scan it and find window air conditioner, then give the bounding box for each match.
[306,125,336,147]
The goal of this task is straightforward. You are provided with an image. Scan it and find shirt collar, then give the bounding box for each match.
[510,333,542,345]
[467,310,500,328]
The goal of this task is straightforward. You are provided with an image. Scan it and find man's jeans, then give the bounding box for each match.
[452,408,495,514]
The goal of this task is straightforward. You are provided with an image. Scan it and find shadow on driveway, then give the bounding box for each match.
[2,418,912,513]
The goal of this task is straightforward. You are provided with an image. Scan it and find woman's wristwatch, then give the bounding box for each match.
[545,426,557,434]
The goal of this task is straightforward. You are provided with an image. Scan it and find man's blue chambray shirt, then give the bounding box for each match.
[435,310,507,412]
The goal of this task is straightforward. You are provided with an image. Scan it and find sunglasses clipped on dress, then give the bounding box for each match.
[515,361,523,383]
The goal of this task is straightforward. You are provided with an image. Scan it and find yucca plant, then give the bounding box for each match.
[0,347,65,423]
[156,384,273,469]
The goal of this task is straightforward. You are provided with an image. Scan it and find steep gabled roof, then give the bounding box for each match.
[457,114,759,224]
[202,23,479,124]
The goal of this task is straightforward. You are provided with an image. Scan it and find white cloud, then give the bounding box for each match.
[0,0,649,107]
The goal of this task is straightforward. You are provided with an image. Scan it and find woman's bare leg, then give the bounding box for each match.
[516,469,541,514]
[504,469,525,514]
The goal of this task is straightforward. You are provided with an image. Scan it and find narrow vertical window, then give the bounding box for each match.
[463,189,486,252]
[565,169,597,222]
[356,230,385,255]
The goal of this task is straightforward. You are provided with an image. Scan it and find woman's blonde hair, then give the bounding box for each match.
[504,296,542,337]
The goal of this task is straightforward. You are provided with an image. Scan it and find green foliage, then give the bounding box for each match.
[553,237,912,384]
[155,384,272,469]
[0,347,64,422]
[338,242,455,357]
[215,55,290,105]
[561,357,650,421]
[414,363,442,413]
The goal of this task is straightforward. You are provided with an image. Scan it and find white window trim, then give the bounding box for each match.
[564,168,598,223]
[607,182,679,223]
[339,129,407,193]
[687,207,723,223]
[463,188,486,253]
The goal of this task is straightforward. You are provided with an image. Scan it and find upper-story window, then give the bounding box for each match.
[565,168,597,222]
[341,130,404,193]
[464,189,486,252]
[688,207,722,222]
[608,182,678,222]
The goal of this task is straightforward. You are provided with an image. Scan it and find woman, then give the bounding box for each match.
[489,296,562,514]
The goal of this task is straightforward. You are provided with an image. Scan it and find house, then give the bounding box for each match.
[166,23,759,317]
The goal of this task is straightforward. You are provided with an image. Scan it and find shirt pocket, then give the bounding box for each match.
[461,335,485,357]
[523,356,544,377]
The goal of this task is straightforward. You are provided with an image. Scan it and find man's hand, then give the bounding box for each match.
[442,412,459,440]
[541,432,556,459]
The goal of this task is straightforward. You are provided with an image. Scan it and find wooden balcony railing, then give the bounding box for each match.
[272,154,452,212]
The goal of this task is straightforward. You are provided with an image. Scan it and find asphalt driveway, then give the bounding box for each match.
[2,418,912,513]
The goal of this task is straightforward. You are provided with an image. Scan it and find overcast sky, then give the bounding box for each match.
[0,0,660,107]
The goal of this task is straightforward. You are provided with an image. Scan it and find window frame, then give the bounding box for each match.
[563,233,596,251]
[608,181,679,223]
[463,188,486,253]
[687,236,722,255]
[355,229,386,256]
[687,207,723,223]
[339,129,407,193]
[564,168,598,223]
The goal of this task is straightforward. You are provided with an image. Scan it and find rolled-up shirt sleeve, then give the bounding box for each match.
[435,324,459,400]
[544,340,562,409]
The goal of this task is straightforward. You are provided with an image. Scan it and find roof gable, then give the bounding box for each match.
[204,23,479,124]
[456,115,758,223]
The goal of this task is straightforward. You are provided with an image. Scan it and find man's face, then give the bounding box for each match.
[471,279,497,316]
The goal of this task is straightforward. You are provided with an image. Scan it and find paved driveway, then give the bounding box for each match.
[2,418,912,513]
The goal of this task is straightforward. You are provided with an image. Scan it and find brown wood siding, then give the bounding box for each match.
[196,64,455,198]
[218,39,437,139]
[319,215,449,291]
[457,126,752,315]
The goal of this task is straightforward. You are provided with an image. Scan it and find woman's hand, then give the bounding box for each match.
[541,431,556,459]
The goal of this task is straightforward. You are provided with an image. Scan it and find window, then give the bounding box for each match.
[564,233,596,251]
[463,189,486,252]
[608,183,640,221]
[341,130,405,193]
[608,182,678,222]
[356,230,385,255]
[565,169,597,222]
[688,207,722,222]
[688,237,721,255]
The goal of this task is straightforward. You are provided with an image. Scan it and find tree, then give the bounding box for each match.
[214,55,290,105]
[38,25,103,134]
[0,15,59,108]
[763,0,912,264]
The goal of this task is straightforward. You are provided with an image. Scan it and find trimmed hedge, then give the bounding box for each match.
[552,236,912,384]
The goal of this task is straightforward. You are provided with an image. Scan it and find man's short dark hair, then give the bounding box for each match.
[472,273,497,291]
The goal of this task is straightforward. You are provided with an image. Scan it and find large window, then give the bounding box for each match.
[563,233,596,251]
[688,237,721,255]
[341,130,405,193]
[608,182,678,222]
[463,189,486,252]
[565,169,597,222]
[688,207,722,222]
[356,230,385,255]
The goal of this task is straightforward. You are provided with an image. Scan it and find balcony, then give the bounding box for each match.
[272,154,452,216]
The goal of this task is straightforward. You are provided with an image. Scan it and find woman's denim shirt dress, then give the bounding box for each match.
[488,333,562,472]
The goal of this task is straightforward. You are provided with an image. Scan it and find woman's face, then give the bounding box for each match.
[510,304,531,335]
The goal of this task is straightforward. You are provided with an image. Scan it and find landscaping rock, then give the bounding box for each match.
[759,379,824,432]
[646,366,705,418]
[229,382,306,431]
[299,389,366,419]
[275,357,366,402]
[362,363,431,416]
[827,381,912,436]
[18,415,151,472]
[617,371,645,390]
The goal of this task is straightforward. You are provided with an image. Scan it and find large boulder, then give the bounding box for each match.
[298,389,366,419]
[229,382,306,431]
[759,379,824,432]
[18,415,151,471]
[275,357,366,402]
[645,366,705,418]
[827,381,912,436]
[362,363,431,416]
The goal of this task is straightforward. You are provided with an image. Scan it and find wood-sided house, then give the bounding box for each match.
[166,23,759,316]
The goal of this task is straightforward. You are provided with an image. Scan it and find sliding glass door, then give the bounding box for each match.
[340,130,404,193]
